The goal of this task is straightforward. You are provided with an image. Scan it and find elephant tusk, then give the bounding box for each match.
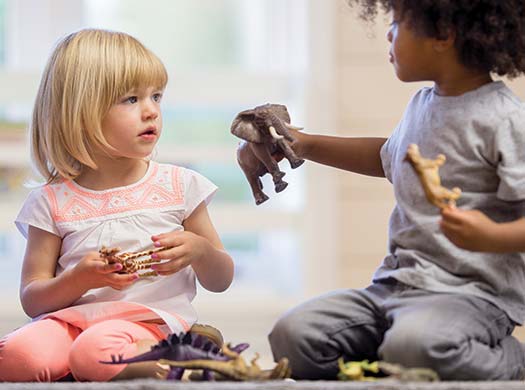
[285,123,303,131]
[269,126,284,140]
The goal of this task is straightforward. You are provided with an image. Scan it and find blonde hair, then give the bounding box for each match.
[31,28,168,183]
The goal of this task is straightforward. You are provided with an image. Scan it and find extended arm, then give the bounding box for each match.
[151,202,234,292]
[21,226,137,318]
[291,131,387,177]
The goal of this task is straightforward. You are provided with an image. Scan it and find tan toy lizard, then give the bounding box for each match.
[405,144,461,209]
[158,343,292,381]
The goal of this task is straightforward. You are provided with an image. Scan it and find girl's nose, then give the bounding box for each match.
[143,103,159,120]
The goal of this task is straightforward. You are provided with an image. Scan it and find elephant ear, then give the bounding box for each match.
[231,115,264,143]
[268,104,291,123]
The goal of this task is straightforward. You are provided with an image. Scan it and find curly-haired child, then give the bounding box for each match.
[0,29,234,382]
[269,0,525,380]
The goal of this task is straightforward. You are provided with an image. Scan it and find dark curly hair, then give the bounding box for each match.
[348,0,525,78]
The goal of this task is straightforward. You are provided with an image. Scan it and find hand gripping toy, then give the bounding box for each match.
[99,246,173,277]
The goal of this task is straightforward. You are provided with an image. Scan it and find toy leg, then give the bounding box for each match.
[69,319,165,381]
[379,290,525,380]
[269,283,393,379]
[244,171,269,205]
[0,318,81,382]
[237,143,271,204]
[276,138,304,169]
[250,143,288,191]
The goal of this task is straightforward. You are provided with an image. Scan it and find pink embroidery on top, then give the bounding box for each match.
[45,163,184,223]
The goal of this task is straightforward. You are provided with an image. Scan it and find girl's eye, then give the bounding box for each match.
[152,93,163,103]
[124,96,138,104]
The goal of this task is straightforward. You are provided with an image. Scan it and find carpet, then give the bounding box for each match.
[1,380,525,390]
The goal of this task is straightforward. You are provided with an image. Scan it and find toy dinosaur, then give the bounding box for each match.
[101,331,249,380]
[405,144,461,209]
[99,246,173,277]
[158,343,292,381]
[338,359,439,382]
[337,359,380,381]
[231,103,304,205]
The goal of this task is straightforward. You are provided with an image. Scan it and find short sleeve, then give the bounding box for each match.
[380,136,394,183]
[494,109,525,201]
[15,187,60,238]
[380,122,403,183]
[182,169,218,220]
[380,88,426,183]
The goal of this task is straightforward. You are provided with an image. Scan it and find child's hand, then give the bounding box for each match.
[150,231,212,275]
[287,127,307,158]
[71,251,139,290]
[440,206,499,252]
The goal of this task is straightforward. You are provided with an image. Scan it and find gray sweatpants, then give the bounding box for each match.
[269,279,525,380]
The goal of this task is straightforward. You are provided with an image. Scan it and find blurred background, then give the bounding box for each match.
[0,0,524,367]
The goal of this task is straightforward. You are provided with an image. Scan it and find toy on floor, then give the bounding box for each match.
[231,103,304,205]
[338,359,439,382]
[337,359,380,381]
[101,326,243,380]
[99,246,173,277]
[405,144,461,209]
[101,329,291,381]
[158,342,291,381]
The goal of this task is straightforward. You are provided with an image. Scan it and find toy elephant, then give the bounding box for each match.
[231,103,304,205]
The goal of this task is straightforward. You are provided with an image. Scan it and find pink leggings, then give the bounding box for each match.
[0,318,164,382]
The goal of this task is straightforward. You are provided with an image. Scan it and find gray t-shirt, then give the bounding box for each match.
[376,81,525,323]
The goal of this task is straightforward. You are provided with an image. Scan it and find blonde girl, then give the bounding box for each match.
[0,29,233,382]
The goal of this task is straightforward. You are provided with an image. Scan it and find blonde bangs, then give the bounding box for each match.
[113,37,168,98]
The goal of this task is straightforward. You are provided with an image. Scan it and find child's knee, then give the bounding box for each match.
[269,312,333,379]
[379,324,440,367]
[69,320,157,381]
[269,311,305,354]
[69,321,124,381]
[0,334,69,382]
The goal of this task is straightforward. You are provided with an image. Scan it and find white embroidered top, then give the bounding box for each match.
[15,161,217,335]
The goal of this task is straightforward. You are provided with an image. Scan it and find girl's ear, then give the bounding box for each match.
[433,30,456,53]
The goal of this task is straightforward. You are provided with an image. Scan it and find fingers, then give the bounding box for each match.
[440,209,465,244]
[150,244,186,261]
[151,229,184,247]
[148,234,190,275]
[440,205,462,221]
[96,262,124,274]
[149,246,188,275]
[95,260,140,289]
[151,259,188,276]
[440,223,463,237]
[107,273,139,290]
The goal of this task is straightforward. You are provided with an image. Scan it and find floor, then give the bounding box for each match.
[1,379,525,390]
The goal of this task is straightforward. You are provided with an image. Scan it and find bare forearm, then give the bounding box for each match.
[192,249,234,293]
[295,132,387,177]
[20,269,87,318]
[491,218,525,253]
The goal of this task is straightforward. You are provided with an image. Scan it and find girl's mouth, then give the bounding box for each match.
[138,128,158,141]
